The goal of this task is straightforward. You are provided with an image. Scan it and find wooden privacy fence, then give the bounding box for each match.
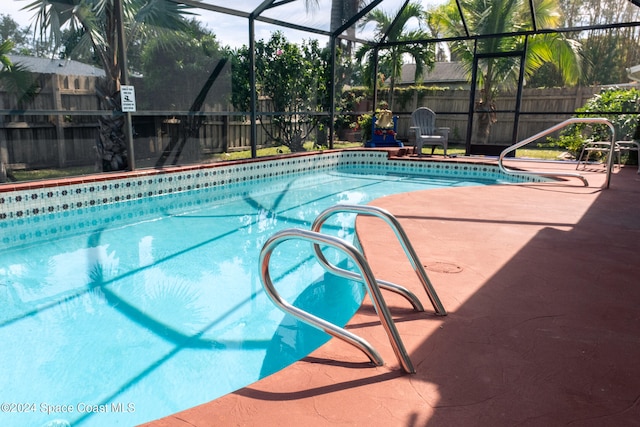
[138,114,294,168]
[0,74,279,170]
[0,114,278,169]
[0,72,604,170]
[387,86,601,146]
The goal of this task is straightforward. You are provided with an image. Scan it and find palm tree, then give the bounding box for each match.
[355,1,435,111]
[22,0,191,171]
[330,0,364,50]
[1,39,16,182]
[432,0,582,143]
[0,39,37,182]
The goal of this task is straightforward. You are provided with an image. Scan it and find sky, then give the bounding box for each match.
[5,0,255,47]
[4,0,447,50]
[5,0,330,49]
[6,1,33,28]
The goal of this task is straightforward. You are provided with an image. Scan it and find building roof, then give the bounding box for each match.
[395,61,467,86]
[8,55,105,77]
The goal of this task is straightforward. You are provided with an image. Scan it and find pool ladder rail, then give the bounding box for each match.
[259,204,446,374]
[498,117,616,188]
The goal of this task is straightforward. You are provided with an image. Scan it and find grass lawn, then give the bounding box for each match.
[11,165,96,182]
[411,145,567,160]
[210,142,568,161]
[205,141,363,161]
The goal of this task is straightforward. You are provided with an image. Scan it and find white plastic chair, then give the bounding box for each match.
[576,140,616,169]
[410,107,450,157]
[577,140,640,173]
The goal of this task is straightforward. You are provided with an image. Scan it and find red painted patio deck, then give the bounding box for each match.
[143,158,640,427]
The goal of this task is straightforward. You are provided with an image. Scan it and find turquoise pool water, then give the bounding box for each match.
[0,165,509,426]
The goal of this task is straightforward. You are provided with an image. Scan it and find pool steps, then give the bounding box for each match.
[260,204,446,374]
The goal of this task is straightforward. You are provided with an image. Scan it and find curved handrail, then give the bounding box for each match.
[373,280,424,312]
[259,228,416,373]
[311,204,447,316]
[498,118,616,188]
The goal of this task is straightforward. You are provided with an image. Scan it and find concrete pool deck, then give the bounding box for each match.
[143,158,640,427]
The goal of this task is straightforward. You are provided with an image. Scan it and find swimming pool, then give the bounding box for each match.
[0,152,538,426]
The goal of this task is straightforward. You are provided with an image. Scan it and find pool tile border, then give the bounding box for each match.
[0,150,542,224]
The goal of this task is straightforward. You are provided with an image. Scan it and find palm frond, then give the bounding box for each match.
[132,0,192,28]
[435,0,581,91]
[0,40,14,70]
[0,62,40,105]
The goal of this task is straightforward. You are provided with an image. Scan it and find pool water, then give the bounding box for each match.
[0,168,505,426]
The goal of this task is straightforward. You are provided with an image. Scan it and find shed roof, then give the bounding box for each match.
[396,61,467,86]
[8,55,105,77]
[387,61,469,85]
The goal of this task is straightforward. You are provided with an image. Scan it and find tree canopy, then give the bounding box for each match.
[431,0,582,143]
[232,31,331,152]
[355,1,435,110]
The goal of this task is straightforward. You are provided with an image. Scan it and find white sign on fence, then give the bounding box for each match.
[121,85,136,112]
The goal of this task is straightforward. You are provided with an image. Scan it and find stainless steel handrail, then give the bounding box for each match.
[259,228,416,373]
[498,118,616,188]
[311,204,447,316]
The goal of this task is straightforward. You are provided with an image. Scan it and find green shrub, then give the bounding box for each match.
[575,87,640,141]
[549,87,640,157]
[357,113,373,142]
[552,133,586,155]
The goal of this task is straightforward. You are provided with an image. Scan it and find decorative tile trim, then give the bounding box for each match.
[0,151,543,248]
